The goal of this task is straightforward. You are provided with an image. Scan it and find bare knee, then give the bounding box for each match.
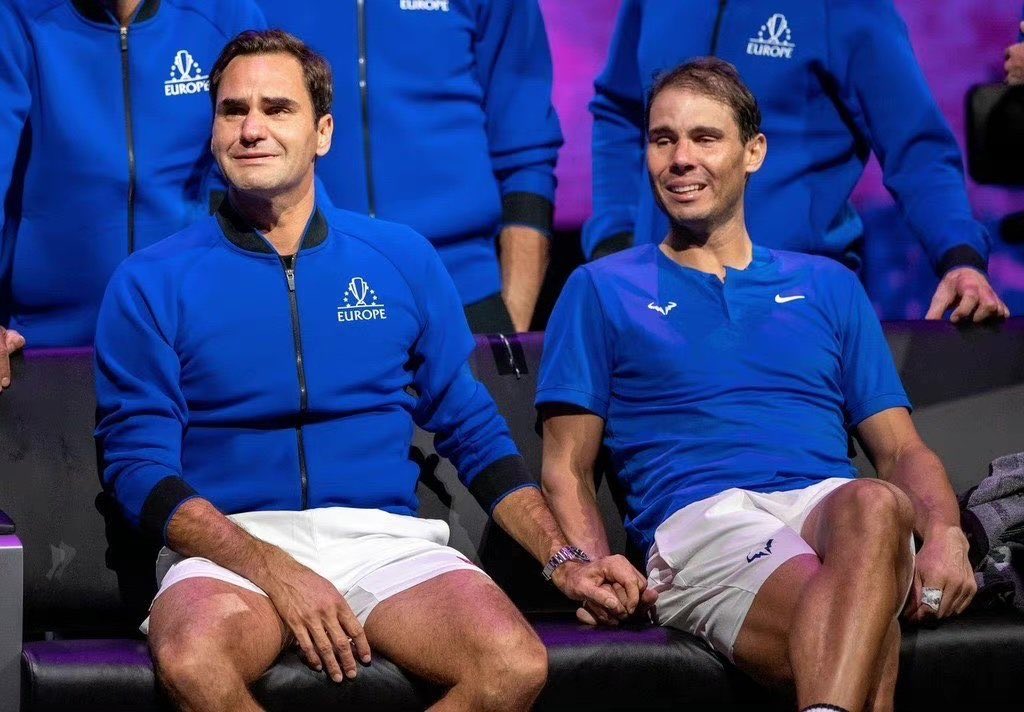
[471,625,548,710]
[151,623,234,695]
[835,480,914,543]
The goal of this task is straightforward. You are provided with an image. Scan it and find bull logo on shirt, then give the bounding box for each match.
[746,538,774,563]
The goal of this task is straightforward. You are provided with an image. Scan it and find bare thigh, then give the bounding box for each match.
[362,569,542,686]
[148,577,290,683]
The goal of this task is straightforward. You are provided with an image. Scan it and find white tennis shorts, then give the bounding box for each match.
[648,477,870,661]
[140,506,483,634]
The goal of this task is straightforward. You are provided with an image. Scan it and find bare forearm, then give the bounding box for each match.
[165,497,288,589]
[881,445,961,538]
[491,486,574,563]
[542,471,613,558]
[499,226,549,332]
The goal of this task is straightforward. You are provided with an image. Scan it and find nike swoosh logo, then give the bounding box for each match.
[774,294,806,304]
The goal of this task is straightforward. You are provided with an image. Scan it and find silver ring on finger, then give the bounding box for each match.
[921,586,943,612]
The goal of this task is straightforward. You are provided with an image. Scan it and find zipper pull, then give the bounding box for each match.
[120,26,128,51]
[285,268,296,292]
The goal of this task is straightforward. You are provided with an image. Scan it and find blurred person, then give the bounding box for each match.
[0,0,266,379]
[541,59,975,712]
[586,0,1008,324]
[95,30,645,711]
[254,0,562,333]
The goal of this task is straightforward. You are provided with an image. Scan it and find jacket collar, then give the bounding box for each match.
[71,0,161,25]
[215,197,328,255]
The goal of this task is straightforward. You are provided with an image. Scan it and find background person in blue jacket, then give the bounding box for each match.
[540,59,975,712]
[0,0,265,359]
[586,0,1009,324]
[95,30,647,710]
[254,0,563,334]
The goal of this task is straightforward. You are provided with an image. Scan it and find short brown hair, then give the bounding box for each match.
[645,58,761,143]
[210,29,333,122]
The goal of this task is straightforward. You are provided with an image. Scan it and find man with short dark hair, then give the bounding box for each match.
[587,0,1009,324]
[540,58,975,712]
[95,29,645,711]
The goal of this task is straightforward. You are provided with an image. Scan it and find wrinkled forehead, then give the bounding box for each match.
[647,86,740,135]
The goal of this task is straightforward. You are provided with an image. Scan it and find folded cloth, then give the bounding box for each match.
[972,543,1024,612]
[961,452,1024,567]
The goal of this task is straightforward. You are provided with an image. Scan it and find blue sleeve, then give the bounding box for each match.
[583,0,644,260]
[474,0,563,235]
[837,272,911,427]
[94,263,198,540]
[407,235,534,512]
[0,3,32,325]
[535,268,612,418]
[829,0,989,274]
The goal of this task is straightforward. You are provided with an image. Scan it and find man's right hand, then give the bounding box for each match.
[551,554,657,626]
[258,549,371,682]
[0,327,26,393]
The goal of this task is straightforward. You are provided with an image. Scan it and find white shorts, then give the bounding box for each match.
[648,477,895,661]
[140,507,483,634]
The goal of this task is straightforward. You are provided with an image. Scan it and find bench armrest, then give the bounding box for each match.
[0,514,23,712]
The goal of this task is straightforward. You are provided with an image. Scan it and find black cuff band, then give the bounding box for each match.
[468,455,537,514]
[936,245,987,276]
[140,476,198,540]
[592,232,633,260]
[502,193,553,235]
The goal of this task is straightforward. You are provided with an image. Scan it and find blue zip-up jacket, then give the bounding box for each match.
[585,0,989,276]
[95,201,534,540]
[0,0,265,347]
[255,0,563,305]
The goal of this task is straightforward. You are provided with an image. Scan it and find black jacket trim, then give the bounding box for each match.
[468,454,538,514]
[140,475,198,540]
[215,198,328,254]
[936,245,988,276]
[72,0,161,24]
[591,232,633,261]
[502,193,553,236]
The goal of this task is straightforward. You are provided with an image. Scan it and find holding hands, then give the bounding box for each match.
[551,554,657,626]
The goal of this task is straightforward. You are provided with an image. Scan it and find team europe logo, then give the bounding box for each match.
[338,277,388,323]
[399,0,450,11]
[165,49,210,96]
[747,13,796,60]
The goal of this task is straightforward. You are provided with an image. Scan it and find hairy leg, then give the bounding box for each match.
[733,480,914,711]
[363,569,547,712]
[148,577,289,712]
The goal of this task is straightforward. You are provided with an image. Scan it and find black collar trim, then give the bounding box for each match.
[71,0,161,25]
[215,198,328,255]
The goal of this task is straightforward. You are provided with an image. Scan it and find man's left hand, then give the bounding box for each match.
[903,526,977,623]
[925,268,1009,323]
[550,554,656,626]
[1006,27,1024,85]
[0,327,26,393]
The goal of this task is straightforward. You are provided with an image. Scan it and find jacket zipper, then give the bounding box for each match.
[356,0,377,217]
[119,26,137,254]
[709,0,728,56]
[283,255,310,509]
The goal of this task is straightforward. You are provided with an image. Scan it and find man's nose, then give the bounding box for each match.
[240,112,267,143]
[671,140,696,170]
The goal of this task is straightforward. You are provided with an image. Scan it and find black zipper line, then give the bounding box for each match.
[356,0,376,218]
[709,0,728,56]
[119,26,137,254]
[283,254,310,509]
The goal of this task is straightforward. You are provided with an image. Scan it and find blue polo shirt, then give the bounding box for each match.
[536,244,910,553]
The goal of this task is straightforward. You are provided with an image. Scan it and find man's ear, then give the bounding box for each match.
[316,114,334,157]
[745,132,767,175]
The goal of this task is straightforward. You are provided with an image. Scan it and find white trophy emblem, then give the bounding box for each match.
[347,277,371,306]
[174,50,195,80]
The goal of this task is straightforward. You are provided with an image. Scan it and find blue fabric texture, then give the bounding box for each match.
[585,0,989,271]
[537,244,911,554]
[0,0,267,346]
[95,205,524,539]
[255,0,562,305]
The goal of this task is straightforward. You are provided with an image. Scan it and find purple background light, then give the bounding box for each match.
[539,0,1024,317]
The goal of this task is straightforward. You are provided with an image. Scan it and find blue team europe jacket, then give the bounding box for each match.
[94,200,532,540]
[255,0,563,305]
[585,0,989,275]
[0,0,265,346]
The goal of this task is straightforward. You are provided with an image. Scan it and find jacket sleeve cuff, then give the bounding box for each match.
[592,232,633,261]
[468,454,538,515]
[502,192,554,236]
[936,245,988,277]
[140,476,199,541]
